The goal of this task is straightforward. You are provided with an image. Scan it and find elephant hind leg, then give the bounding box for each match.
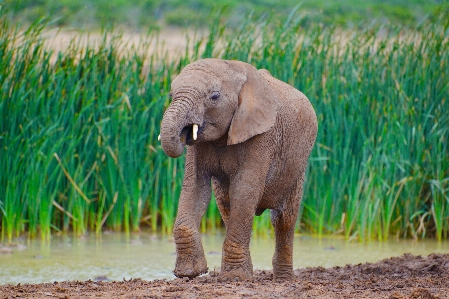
[270,173,304,281]
[212,176,230,228]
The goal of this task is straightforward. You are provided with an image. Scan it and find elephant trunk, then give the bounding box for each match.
[160,99,202,158]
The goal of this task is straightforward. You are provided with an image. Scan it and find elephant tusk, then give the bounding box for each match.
[193,124,198,140]
[158,134,161,141]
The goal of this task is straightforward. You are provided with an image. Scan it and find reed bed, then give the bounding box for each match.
[0,15,448,241]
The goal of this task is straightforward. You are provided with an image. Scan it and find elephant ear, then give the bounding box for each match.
[226,62,279,145]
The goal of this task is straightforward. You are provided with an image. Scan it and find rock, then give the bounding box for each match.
[94,275,109,282]
[0,247,13,254]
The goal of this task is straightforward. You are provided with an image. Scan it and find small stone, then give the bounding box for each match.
[94,275,109,282]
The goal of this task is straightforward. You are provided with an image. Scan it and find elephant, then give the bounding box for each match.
[159,58,317,281]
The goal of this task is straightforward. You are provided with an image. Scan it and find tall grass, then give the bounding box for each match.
[0,13,448,241]
[0,17,180,240]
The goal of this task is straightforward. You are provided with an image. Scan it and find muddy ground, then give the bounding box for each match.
[1,253,448,298]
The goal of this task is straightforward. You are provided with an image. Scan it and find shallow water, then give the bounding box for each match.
[1,232,448,285]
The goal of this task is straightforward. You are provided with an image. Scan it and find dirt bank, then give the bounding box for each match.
[1,253,448,298]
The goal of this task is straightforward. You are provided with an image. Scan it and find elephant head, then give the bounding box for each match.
[160,59,279,158]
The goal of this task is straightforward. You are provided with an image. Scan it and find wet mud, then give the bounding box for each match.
[1,253,448,298]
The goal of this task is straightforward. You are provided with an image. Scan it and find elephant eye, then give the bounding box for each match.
[211,91,220,100]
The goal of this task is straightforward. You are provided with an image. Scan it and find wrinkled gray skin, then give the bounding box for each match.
[160,59,317,281]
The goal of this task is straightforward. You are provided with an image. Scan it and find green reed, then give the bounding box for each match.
[0,13,448,241]
[226,17,449,240]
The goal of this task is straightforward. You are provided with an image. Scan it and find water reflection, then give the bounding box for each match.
[1,232,448,285]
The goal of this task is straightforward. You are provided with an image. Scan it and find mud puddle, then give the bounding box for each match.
[1,254,448,298]
[1,232,448,286]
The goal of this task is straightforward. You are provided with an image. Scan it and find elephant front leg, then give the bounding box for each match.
[219,174,263,281]
[220,211,255,281]
[173,215,208,278]
[173,153,211,279]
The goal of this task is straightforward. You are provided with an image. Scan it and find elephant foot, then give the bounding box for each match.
[173,254,208,279]
[173,225,208,279]
[220,240,253,281]
[219,268,253,282]
[273,268,296,282]
[273,255,296,281]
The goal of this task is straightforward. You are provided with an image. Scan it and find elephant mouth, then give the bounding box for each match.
[180,123,203,146]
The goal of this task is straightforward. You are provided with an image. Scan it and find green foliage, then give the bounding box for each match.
[0,11,448,241]
[1,0,448,29]
[0,16,178,240]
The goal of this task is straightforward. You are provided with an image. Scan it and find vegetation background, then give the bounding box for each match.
[3,0,449,30]
[0,0,448,242]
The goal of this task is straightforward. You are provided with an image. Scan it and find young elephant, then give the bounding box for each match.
[159,59,317,281]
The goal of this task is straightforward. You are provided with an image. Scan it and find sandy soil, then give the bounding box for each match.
[1,253,448,298]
